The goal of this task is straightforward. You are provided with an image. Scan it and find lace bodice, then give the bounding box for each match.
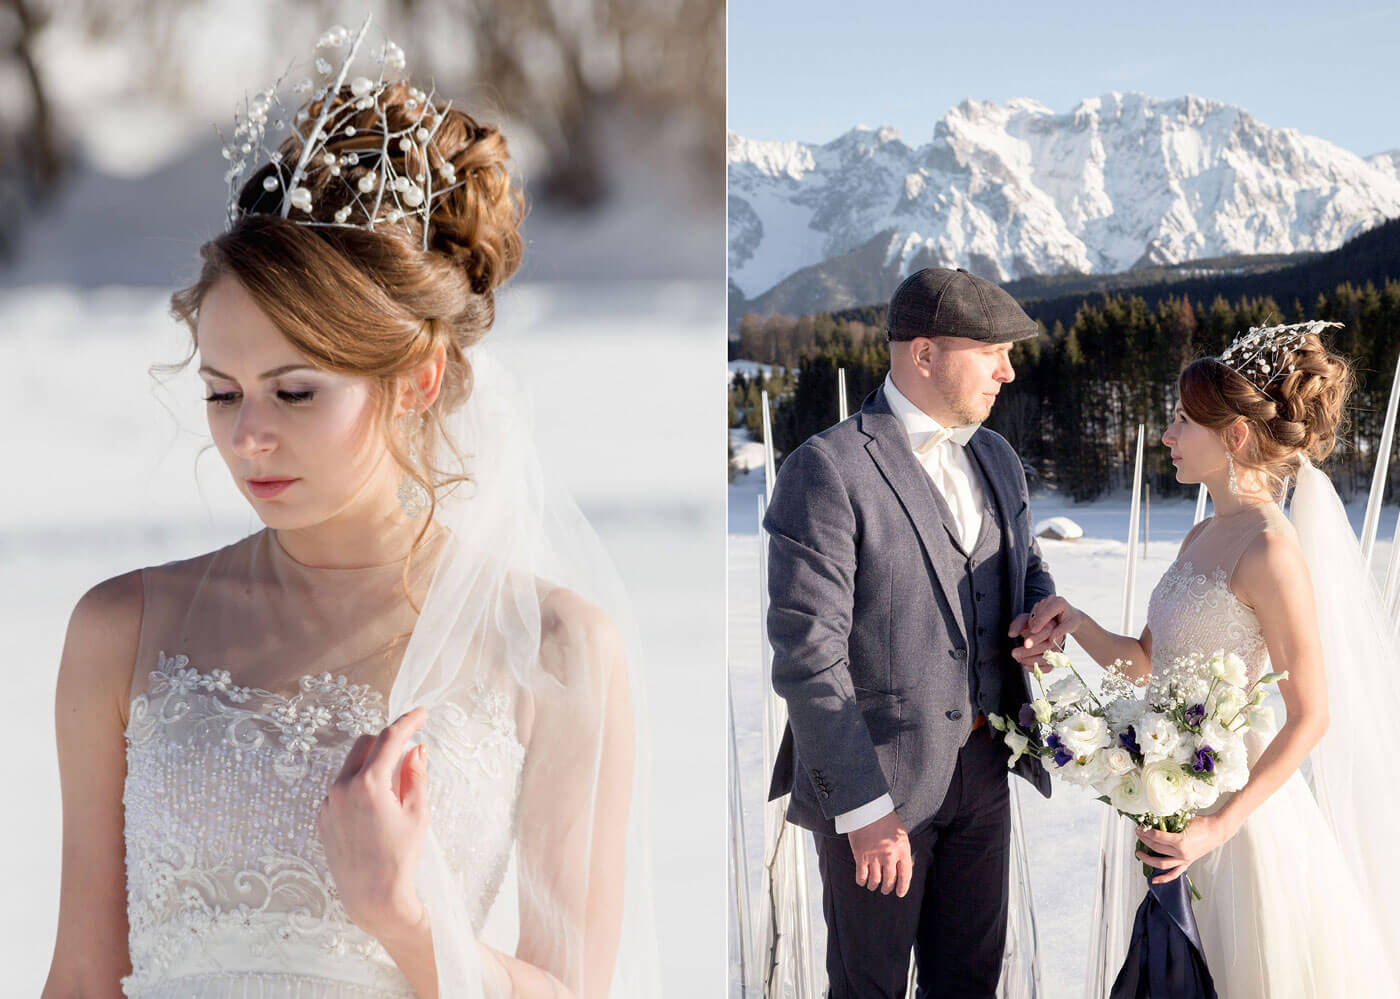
[1145,514,1279,687]
[122,651,525,998]
[120,530,529,999]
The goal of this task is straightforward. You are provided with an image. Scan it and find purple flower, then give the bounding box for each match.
[1120,727,1141,755]
[1053,747,1074,767]
[1191,745,1217,775]
[1019,703,1037,728]
[1185,703,1206,727]
[1046,733,1062,749]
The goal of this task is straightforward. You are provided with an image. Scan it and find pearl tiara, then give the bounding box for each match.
[220,16,465,251]
[1216,320,1342,394]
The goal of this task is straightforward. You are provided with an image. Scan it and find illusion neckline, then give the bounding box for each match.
[266,525,443,573]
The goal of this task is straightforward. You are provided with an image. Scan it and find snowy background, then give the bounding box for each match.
[0,3,726,993]
[727,432,1398,998]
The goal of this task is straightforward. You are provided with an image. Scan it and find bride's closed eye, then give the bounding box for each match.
[203,389,319,406]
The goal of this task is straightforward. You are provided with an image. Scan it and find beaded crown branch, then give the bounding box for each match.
[1216,320,1342,394]
[220,16,463,251]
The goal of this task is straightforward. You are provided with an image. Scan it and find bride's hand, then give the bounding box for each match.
[1135,814,1239,885]
[1010,596,1081,670]
[318,706,432,944]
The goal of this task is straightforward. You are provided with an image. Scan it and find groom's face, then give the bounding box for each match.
[900,336,1016,426]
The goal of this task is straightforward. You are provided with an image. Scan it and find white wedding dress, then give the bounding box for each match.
[120,527,526,998]
[1093,504,1400,997]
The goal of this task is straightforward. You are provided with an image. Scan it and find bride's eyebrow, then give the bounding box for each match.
[198,363,318,381]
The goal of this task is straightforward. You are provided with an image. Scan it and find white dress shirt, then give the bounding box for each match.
[832,374,984,835]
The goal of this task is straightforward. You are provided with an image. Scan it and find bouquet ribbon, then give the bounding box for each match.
[1109,871,1217,999]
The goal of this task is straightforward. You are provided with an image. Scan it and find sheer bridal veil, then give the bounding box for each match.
[389,344,658,998]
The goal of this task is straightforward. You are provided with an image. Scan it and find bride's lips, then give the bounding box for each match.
[246,477,299,499]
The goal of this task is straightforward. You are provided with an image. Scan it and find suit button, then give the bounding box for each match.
[946,709,963,720]
[951,648,967,661]
[818,790,830,800]
[976,591,985,601]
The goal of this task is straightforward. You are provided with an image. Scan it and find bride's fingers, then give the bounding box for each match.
[362,707,428,785]
[1136,850,1183,869]
[335,734,376,784]
[1151,864,1188,885]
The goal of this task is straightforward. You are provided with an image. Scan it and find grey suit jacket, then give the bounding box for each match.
[764,385,1054,836]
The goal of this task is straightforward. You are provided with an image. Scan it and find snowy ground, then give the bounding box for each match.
[727,461,1397,998]
[0,280,727,995]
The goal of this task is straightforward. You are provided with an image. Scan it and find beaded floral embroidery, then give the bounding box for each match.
[122,652,525,996]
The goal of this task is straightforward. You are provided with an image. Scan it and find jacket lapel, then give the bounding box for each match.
[966,432,1024,593]
[860,389,968,645]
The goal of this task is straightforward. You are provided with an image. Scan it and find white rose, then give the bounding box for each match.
[1245,705,1276,737]
[1141,760,1190,816]
[1108,772,1147,817]
[1004,729,1030,767]
[1138,712,1180,762]
[1057,711,1111,759]
[1104,746,1136,776]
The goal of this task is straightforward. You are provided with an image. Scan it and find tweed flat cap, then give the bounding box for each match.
[886,267,1040,343]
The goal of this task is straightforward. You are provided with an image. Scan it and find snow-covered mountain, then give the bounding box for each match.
[729,93,1400,317]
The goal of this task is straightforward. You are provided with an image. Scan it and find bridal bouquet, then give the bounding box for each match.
[989,647,1287,892]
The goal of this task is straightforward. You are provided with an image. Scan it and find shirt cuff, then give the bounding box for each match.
[833,794,894,835]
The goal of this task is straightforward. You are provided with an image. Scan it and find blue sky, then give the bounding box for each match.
[728,1,1399,157]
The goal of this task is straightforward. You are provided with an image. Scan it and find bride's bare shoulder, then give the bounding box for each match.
[537,582,626,688]
[61,569,146,724]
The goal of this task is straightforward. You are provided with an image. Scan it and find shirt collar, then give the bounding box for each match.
[883,373,980,449]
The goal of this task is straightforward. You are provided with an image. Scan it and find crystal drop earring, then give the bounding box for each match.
[396,411,430,519]
[1227,451,1239,496]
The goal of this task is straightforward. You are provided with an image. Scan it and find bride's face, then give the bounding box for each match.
[195,276,396,529]
[1161,402,1228,484]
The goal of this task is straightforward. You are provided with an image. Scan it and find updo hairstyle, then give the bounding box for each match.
[168,81,525,567]
[1178,332,1355,497]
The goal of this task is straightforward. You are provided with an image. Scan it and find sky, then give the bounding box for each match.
[728,0,1400,157]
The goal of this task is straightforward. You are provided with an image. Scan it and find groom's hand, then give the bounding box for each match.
[1010,598,1076,671]
[848,810,913,897]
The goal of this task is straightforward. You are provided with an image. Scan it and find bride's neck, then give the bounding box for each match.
[1204,469,1274,519]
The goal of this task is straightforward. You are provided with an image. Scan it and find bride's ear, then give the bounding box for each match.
[1226,421,1249,454]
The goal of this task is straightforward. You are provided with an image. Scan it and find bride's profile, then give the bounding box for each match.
[41,20,654,999]
[1019,322,1400,996]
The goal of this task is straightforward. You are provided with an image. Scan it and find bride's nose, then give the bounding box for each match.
[231,403,278,458]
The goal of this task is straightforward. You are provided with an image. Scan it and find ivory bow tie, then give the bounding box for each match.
[914,428,956,455]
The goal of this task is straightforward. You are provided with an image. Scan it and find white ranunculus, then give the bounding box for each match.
[1141,759,1189,816]
[1108,772,1147,817]
[1138,712,1180,762]
[1104,746,1136,776]
[1057,711,1111,758]
[1004,729,1030,767]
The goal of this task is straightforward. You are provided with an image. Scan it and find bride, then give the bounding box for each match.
[1017,322,1400,997]
[41,21,655,999]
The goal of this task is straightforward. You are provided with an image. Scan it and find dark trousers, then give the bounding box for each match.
[813,727,1012,999]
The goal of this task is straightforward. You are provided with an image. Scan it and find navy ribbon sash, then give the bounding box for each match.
[1109,874,1218,999]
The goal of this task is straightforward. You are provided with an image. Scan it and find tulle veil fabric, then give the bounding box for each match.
[389,344,659,997]
[1083,456,1400,996]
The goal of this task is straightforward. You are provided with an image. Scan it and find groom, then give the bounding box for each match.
[764,267,1057,998]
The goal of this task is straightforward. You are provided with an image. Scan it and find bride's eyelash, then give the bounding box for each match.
[202,389,318,406]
